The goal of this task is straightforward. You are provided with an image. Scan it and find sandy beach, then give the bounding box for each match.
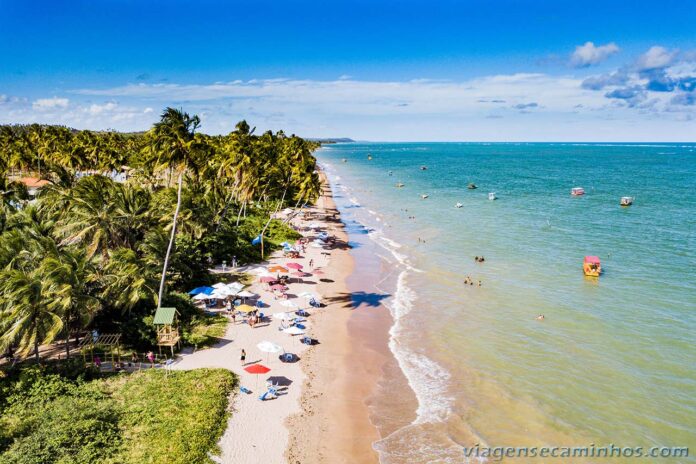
[172,173,384,463]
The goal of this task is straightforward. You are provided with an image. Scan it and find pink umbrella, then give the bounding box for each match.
[287,262,303,270]
[292,271,307,277]
[259,276,276,283]
[270,284,288,291]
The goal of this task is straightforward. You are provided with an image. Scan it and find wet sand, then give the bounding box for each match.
[286,174,398,464]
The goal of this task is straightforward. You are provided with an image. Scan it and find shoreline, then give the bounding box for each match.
[285,172,388,464]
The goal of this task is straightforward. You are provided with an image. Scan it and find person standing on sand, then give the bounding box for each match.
[240,349,246,365]
[146,351,155,366]
[309,258,314,269]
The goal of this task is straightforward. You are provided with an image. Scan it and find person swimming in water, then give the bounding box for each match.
[536,314,545,321]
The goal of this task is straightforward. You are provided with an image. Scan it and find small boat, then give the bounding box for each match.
[583,256,602,277]
[388,170,393,176]
[367,154,373,160]
[468,183,477,190]
[455,202,463,208]
[571,187,585,196]
[420,166,428,170]
[488,192,497,200]
[341,158,347,163]
[395,182,405,188]
[620,196,634,206]
[421,194,429,199]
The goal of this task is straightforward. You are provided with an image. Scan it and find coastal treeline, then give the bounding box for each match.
[0,108,321,361]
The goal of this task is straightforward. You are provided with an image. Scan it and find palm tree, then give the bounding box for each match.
[41,248,100,359]
[0,267,63,363]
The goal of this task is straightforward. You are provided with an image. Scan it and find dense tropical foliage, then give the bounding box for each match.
[0,109,320,361]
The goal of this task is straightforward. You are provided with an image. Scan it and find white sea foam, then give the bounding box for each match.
[386,271,454,424]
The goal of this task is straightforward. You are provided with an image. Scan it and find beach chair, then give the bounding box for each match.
[240,386,252,394]
[301,336,313,345]
[259,390,276,401]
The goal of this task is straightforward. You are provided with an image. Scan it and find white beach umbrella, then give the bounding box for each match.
[311,242,324,248]
[279,300,298,308]
[192,293,209,301]
[284,326,305,336]
[257,341,283,353]
[298,292,321,300]
[237,290,257,298]
[227,282,245,293]
[272,312,295,321]
[212,282,228,289]
[209,290,228,299]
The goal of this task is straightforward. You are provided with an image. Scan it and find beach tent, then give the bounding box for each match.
[189,286,214,295]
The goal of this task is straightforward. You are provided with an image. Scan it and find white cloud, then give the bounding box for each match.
[88,101,118,115]
[635,46,677,70]
[570,42,620,68]
[32,97,69,110]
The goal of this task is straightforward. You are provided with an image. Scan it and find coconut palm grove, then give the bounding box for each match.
[0,108,320,463]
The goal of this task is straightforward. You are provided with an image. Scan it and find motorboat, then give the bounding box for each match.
[620,196,634,206]
[421,194,429,199]
[571,187,585,196]
[342,158,347,163]
[583,256,602,277]
[367,154,373,160]
[455,202,463,208]
[395,182,405,188]
[488,192,497,200]
[468,183,477,190]
[420,166,428,170]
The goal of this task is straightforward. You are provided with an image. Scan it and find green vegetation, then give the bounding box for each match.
[0,109,319,360]
[0,364,236,464]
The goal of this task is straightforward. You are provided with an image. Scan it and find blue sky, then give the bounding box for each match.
[1,0,695,141]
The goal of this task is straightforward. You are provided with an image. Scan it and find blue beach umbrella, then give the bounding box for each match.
[251,234,262,246]
[188,286,214,296]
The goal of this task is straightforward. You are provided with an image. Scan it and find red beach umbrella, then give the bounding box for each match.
[244,363,271,388]
[244,363,271,375]
[287,262,303,270]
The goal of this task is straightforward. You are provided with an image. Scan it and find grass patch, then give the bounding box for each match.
[183,314,229,349]
[0,366,236,464]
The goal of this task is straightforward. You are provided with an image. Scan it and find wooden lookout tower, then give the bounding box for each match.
[153,307,181,356]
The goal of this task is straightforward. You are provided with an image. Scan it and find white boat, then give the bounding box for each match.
[488,192,497,200]
[620,196,634,206]
[571,187,585,196]
[455,202,463,208]
[421,194,429,199]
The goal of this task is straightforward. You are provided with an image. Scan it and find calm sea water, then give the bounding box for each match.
[318,143,696,463]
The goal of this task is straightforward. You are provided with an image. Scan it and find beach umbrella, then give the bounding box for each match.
[259,276,276,283]
[237,304,256,313]
[244,363,271,387]
[257,341,283,362]
[279,300,298,308]
[227,282,245,293]
[311,242,324,248]
[212,282,228,289]
[270,284,288,291]
[192,293,210,301]
[273,312,294,321]
[268,265,288,273]
[188,286,214,295]
[298,291,321,299]
[237,290,257,299]
[287,262,303,270]
[308,222,322,229]
[283,326,305,336]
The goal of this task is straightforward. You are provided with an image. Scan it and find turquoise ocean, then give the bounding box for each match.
[317,143,696,463]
